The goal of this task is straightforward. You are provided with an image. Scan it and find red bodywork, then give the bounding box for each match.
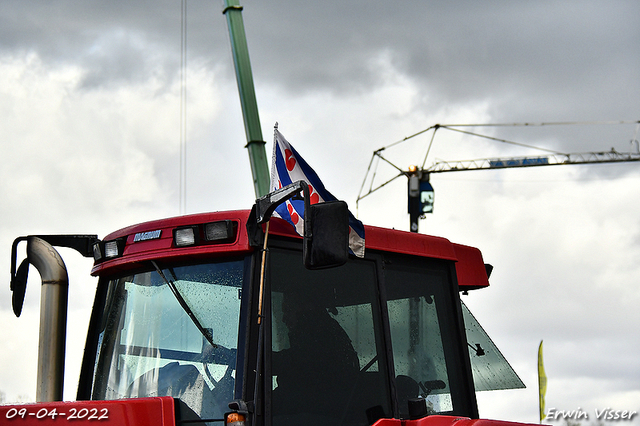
[1,401,533,426]
[374,416,533,426]
[0,396,176,425]
[91,209,489,290]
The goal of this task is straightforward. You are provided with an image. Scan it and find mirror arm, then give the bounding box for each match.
[255,180,310,225]
[253,180,348,270]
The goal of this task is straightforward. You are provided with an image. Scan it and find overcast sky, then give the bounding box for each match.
[1,0,639,423]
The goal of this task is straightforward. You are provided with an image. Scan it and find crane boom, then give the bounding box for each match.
[427,149,640,173]
[358,121,640,207]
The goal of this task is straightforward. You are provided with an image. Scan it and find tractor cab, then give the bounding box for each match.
[10,185,523,426]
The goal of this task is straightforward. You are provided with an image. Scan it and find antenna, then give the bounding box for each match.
[179,0,188,214]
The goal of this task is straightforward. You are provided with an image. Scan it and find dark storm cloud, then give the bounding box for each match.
[0,0,219,89]
[236,1,640,114]
[235,0,640,161]
[8,0,635,180]
[4,0,638,120]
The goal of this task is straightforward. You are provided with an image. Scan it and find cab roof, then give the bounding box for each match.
[92,209,489,290]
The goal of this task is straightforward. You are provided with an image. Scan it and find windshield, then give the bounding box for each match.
[91,259,246,423]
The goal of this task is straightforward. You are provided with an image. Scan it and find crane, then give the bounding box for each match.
[357,121,640,232]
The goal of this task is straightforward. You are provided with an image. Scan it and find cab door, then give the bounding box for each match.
[266,245,392,426]
[260,242,478,426]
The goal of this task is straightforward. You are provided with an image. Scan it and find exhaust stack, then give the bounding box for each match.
[10,234,98,402]
[29,237,69,402]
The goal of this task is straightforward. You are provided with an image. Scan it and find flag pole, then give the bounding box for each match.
[256,123,281,325]
[257,221,269,324]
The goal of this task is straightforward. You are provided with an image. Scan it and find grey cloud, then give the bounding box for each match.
[4,0,639,126]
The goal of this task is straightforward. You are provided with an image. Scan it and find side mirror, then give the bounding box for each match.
[10,234,99,317]
[254,181,350,270]
[303,200,349,269]
[11,258,30,317]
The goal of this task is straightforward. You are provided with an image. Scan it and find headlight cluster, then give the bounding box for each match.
[92,239,125,263]
[173,220,237,247]
[92,220,238,264]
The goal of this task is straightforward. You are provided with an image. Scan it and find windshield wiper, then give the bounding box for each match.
[151,260,217,348]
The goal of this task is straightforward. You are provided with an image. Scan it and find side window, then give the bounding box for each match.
[269,248,390,426]
[461,301,525,392]
[387,295,452,416]
[384,257,460,417]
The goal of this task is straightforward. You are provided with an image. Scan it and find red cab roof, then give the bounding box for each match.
[92,210,489,290]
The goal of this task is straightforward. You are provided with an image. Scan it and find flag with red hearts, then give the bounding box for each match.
[269,128,365,257]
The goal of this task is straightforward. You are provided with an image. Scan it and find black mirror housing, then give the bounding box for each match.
[303,201,349,270]
[252,181,350,269]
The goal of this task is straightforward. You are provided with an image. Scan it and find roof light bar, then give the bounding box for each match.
[104,241,120,258]
[174,226,198,247]
[173,221,237,248]
[205,220,235,242]
[92,239,125,263]
[92,243,102,261]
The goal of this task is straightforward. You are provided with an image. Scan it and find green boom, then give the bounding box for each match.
[223,0,271,198]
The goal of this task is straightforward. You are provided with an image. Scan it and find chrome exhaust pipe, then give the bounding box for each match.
[27,236,68,402]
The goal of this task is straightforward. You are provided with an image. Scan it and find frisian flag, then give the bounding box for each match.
[269,128,365,258]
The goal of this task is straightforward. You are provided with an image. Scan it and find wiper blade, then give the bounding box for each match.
[151,261,217,348]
